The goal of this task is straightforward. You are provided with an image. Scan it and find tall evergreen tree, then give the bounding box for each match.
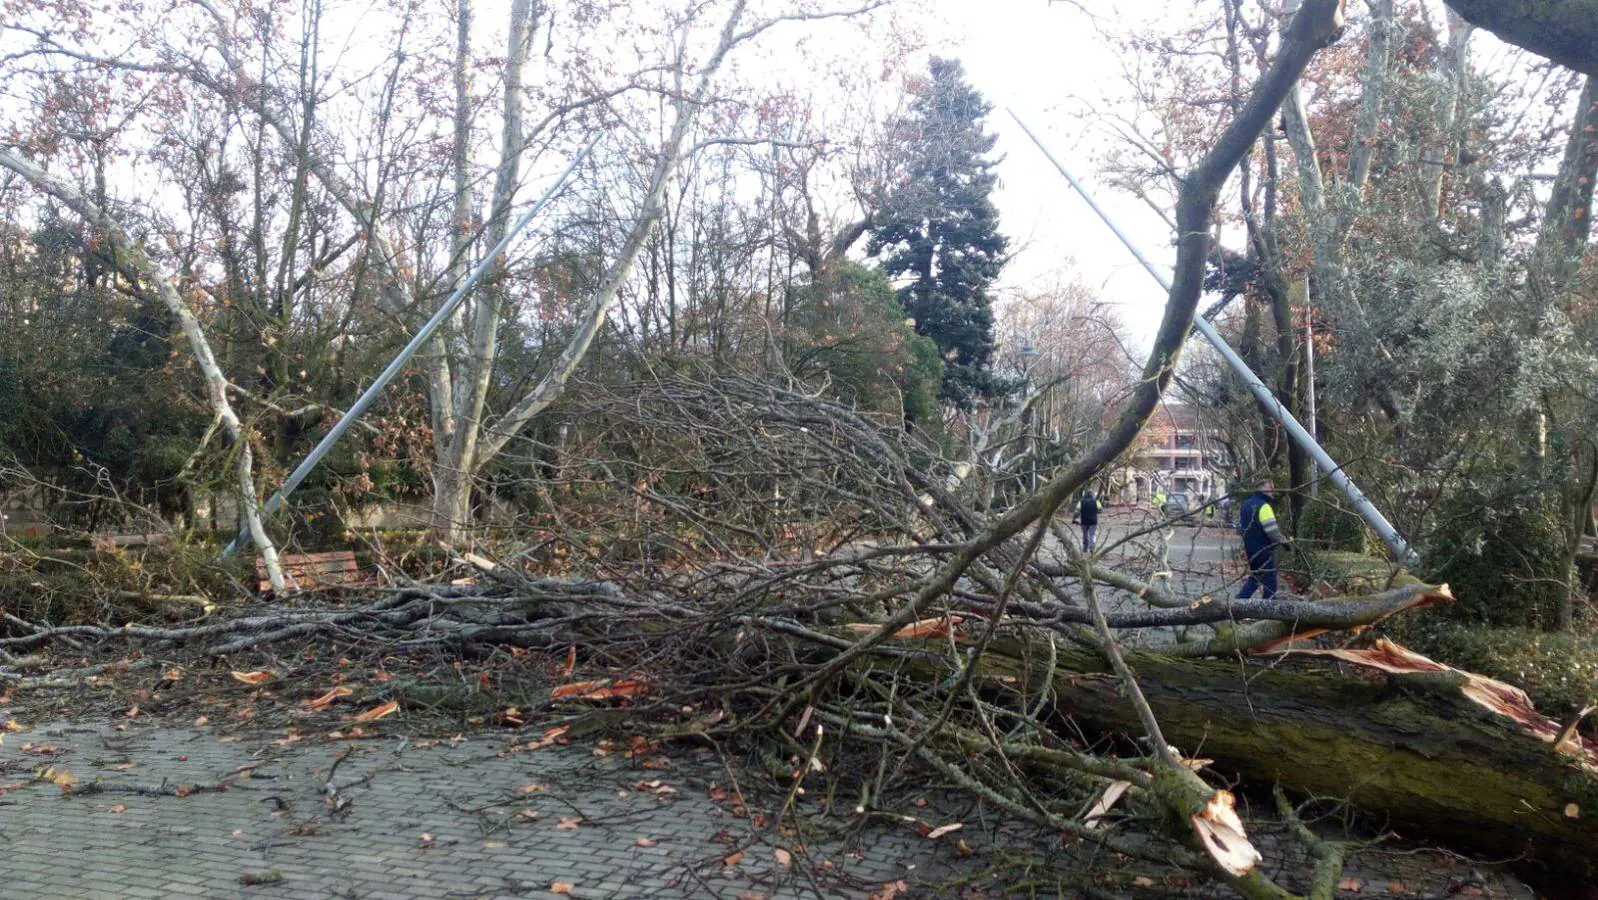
[868,57,1009,408]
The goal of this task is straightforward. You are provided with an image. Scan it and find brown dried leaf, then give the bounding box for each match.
[527,725,571,750]
[723,850,745,867]
[556,817,582,830]
[635,837,657,848]
[924,822,963,840]
[773,848,792,867]
[551,882,574,894]
[230,670,273,686]
[306,686,353,711]
[352,700,398,722]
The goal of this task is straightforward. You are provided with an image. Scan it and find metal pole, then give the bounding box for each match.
[221,135,601,558]
[1303,275,1319,497]
[1008,110,1417,564]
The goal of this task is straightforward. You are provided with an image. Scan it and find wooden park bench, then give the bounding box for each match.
[91,532,173,551]
[257,550,364,594]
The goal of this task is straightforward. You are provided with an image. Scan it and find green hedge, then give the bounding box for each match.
[1295,497,1371,553]
[1421,484,1572,630]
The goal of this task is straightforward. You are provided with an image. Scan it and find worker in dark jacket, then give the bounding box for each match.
[1077,490,1102,553]
[1236,477,1290,600]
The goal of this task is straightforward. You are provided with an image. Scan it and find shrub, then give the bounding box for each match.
[1420,482,1572,629]
[1295,496,1371,553]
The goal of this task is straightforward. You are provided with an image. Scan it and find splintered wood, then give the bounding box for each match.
[1275,637,1598,768]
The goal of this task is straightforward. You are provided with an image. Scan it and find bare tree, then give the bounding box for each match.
[0,149,287,591]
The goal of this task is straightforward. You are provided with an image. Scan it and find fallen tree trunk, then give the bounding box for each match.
[983,638,1598,881]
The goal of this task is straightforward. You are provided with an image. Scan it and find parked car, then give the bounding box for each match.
[1160,494,1192,519]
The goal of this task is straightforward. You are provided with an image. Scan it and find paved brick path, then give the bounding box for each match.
[0,722,999,899]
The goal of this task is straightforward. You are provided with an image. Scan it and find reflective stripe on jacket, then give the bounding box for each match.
[1240,491,1287,552]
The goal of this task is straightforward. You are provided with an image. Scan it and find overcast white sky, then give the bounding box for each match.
[922,1,1177,351]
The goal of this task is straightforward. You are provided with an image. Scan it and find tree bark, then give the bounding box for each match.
[1446,0,1598,77]
[429,0,537,542]
[984,641,1598,881]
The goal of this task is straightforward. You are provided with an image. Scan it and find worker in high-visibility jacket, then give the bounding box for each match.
[1236,477,1291,600]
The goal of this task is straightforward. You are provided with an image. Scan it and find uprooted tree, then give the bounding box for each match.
[8,2,1598,896]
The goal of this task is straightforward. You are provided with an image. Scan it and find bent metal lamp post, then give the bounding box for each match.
[1008,110,1417,564]
[220,135,602,559]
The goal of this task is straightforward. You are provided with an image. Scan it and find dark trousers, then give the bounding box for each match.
[1081,523,1097,553]
[1236,544,1277,600]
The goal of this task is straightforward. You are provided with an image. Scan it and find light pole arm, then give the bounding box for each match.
[220,136,601,558]
[1008,110,1417,565]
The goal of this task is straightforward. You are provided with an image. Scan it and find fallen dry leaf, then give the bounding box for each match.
[868,881,909,900]
[109,803,126,813]
[924,822,963,840]
[230,670,273,686]
[551,883,574,895]
[518,783,549,794]
[1133,876,1156,887]
[722,850,745,867]
[556,817,582,830]
[193,716,210,727]
[527,725,571,750]
[35,765,76,787]
[1338,878,1365,893]
[773,848,792,867]
[635,837,657,848]
[306,686,354,711]
[352,700,398,722]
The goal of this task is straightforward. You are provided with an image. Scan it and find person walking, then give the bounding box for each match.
[1077,490,1102,553]
[1236,477,1290,600]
